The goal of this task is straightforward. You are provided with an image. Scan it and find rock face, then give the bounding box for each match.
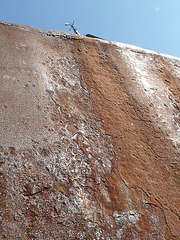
[0,22,179,240]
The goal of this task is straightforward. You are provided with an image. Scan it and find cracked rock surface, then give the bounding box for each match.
[0,22,179,239]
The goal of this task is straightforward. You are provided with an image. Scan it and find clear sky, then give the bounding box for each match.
[1,0,180,58]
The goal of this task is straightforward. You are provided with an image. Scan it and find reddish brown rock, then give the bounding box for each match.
[0,22,179,239]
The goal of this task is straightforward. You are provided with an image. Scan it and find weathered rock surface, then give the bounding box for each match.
[0,22,179,239]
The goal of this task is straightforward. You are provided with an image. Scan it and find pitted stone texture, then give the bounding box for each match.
[0,22,179,239]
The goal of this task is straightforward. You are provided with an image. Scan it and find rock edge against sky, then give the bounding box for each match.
[0,22,179,239]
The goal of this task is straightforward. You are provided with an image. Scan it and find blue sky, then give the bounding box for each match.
[1,0,180,58]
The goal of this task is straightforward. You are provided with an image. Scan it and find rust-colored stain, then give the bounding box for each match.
[0,22,179,239]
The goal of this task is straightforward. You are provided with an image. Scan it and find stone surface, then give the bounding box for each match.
[0,22,179,239]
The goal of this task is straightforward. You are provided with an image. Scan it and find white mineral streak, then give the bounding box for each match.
[113,210,141,225]
[41,52,115,225]
[75,188,97,222]
[113,41,180,145]
[112,41,180,63]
